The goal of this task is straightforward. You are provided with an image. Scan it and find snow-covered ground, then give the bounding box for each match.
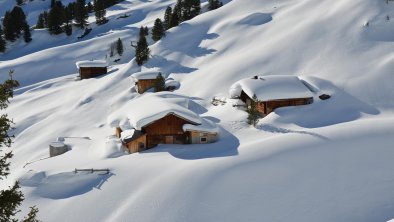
[1,0,394,221]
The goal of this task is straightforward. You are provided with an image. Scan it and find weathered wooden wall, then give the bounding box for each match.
[264,97,313,114]
[136,79,156,93]
[126,134,147,153]
[80,67,107,79]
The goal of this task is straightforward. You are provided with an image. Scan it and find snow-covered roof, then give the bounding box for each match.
[183,118,219,134]
[165,79,180,88]
[75,60,108,68]
[131,71,161,81]
[108,93,202,130]
[120,129,145,143]
[229,75,313,101]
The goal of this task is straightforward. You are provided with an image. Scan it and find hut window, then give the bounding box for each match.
[200,137,207,143]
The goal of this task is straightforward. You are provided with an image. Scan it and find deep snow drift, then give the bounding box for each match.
[1,0,394,221]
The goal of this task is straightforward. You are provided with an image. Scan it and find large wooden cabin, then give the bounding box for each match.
[231,75,314,115]
[76,60,108,79]
[113,94,219,154]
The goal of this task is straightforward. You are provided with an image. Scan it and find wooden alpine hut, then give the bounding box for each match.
[230,75,314,115]
[131,71,161,94]
[75,60,108,79]
[110,93,219,153]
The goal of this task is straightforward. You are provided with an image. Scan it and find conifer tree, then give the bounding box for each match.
[154,73,166,92]
[86,2,93,13]
[74,0,88,28]
[50,0,55,8]
[43,11,49,28]
[3,6,28,41]
[208,0,222,10]
[64,4,73,36]
[135,34,150,66]
[182,0,200,21]
[2,11,15,41]
[0,26,6,53]
[169,5,180,28]
[144,26,149,36]
[163,6,172,30]
[116,38,123,56]
[247,94,260,126]
[48,1,65,34]
[0,71,40,222]
[139,26,145,38]
[16,0,23,6]
[151,18,165,41]
[94,0,107,25]
[35,14,45,29]
[23,23,32,42]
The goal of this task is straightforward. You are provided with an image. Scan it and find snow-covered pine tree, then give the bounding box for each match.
[151,18,165,41]
[154,73,166,92]
[163,6,172,30]
[116,38,123,56]
[247,94,260,126]
[94,0,107,25]
[135,34,150,66]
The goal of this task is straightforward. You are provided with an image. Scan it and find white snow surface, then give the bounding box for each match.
[1,0,394,221]
[75,60,108,68]
[131,70,161,81]
[229,75,314,101]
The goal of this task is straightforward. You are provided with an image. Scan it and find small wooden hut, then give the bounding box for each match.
[131,71,160,94]
[75,60,108,79]
[230,75,314,115]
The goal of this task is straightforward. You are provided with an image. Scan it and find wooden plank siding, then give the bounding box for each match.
[79,67,107,79]
[126,134,147,153]
[136,79,156,94]
[142,113,196,148]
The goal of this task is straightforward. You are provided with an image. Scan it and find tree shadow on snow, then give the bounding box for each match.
[273,77,380,128]
[31,171,115,199]
[142,126,239,160]
[145,55,198,75]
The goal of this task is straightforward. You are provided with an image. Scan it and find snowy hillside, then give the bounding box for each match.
[1,0,394,221]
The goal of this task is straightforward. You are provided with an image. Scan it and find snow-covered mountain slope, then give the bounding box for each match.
[1,0,394,221]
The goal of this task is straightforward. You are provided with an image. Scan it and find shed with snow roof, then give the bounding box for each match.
[230,75,314,115]
[131,71,160,94]
[76,60,108,79]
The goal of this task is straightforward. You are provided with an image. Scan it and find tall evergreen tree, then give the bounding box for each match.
[151,18,165,41]
[35,13,45,29]
[247,94,260,126]
[154,73,165,92]
[23,23,32,42]
[94,0,107,25]
[169,5,180,28]
[2,11,15,41]
[86,2,93,13]
[64,4,73,36]
[116,38,123,56]
[163,6,172,30]
[182,0,200,21]
[3,6,28,41]
[0,72,40,222]
[47,1,65,34]
[135,34,150,66]
[0,26,6,53]
[139,26,145,38]
[74,0,88,28]
[144,26,149,36]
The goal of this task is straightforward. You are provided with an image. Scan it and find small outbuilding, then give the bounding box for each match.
[75,60,108,79]
[131,71,161,94]
[230,75,314,115]
[109,93,219,153]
